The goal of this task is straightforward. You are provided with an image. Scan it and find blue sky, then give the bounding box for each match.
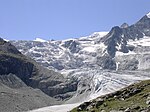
[0,0,150,40]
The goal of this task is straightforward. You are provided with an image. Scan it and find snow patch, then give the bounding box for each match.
[116,51,136,56]
[99,43,107,54]
[34,38,48,42]
[82,46,96,52]
[4,39,9,42]
[116,43,122,50]
[116,62,120,71]
[100,43,107,50]
[146,12,150,18]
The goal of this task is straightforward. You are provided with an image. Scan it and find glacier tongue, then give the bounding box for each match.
[63,69,150,103]
[90,70,150,99]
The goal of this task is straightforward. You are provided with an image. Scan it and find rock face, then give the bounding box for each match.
[102,26,124,57]
[96,54,116,70]
[0,53,35,84]
[0,73,27,88]
[0,38,21,54]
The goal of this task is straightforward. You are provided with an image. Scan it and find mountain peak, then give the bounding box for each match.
[120,23,129,28]
[146,12,150,18]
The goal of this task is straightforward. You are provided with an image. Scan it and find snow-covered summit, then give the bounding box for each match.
[34,38,48,42]
[146,12,150,18]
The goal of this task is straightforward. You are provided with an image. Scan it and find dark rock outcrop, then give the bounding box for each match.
[62,40,80,53]
[0,54,35,84]
[118,58,139,70]
[96,54,116,70]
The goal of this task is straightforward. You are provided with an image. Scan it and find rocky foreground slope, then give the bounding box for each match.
[71,80,150,112]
